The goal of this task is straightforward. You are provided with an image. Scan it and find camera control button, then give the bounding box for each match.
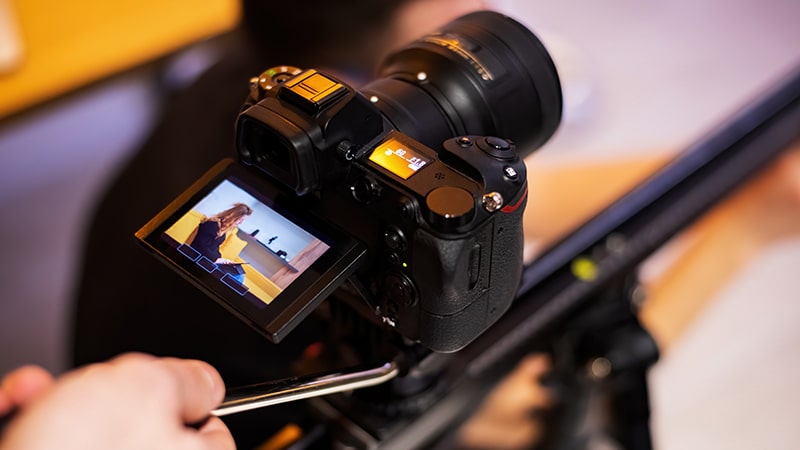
[386,252,401,266]
[477,136,515,160]
[399,197,417,220]
[384,226,407,252]
[426,186,475,230]
[485,136,511,150]
[457,136,473,147]
[385,272,417,307]
[503,165,519,180]
[350,176,381,203]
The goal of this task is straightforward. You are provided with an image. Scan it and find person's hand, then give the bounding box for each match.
[0,353,234,450]
[456,354,554,450]
[0,365,54,418]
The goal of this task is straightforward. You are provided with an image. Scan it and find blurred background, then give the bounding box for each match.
[1,0,799,448]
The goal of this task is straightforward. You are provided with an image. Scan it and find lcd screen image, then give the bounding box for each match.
[162,179,329,306]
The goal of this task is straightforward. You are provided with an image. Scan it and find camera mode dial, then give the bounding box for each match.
[251,66,303,95]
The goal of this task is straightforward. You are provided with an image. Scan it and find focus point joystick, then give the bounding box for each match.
[477,137,515,160]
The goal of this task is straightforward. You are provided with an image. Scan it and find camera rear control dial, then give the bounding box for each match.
[384,226,407,252]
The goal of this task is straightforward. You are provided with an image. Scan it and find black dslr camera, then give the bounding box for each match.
[138,11,561,355]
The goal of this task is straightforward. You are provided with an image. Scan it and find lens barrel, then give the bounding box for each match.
[361,10,562,158]
[237,10,562,195]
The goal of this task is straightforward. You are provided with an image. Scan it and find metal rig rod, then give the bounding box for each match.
[212,361,399,416]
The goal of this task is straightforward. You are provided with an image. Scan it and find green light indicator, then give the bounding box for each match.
[571,256,598,281]
[402,262,408,268]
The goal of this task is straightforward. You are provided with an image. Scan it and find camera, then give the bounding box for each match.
[137,11,562,353]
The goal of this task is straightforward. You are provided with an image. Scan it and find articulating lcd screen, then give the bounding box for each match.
[162,179,330,305]
[137,160,366,342]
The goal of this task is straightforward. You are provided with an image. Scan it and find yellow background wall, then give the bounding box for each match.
[0,0,240,118]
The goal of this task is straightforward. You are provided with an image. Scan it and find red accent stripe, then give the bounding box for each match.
[501,186,528,213]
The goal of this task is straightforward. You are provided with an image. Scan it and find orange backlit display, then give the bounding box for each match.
[368,137,433,179]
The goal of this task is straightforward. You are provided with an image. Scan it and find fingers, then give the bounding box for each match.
[514,353,555,408]
[148,359,233,450]
[194,416,236,450]
[457,353,555,449]
[0,365,55,414]
[483,354,554,417]
[511,353,552,382]
[459,415,545,450]
[0,390,10,416]
[1,354,232,450]
[101,353,225,425]
[775,141,800,199]
[156,357,226,424]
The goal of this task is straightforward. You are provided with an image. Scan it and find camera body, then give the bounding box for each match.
[138,11,562,355]
[237,67,528,352]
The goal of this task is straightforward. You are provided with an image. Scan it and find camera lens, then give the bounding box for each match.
[361,11,562,157]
